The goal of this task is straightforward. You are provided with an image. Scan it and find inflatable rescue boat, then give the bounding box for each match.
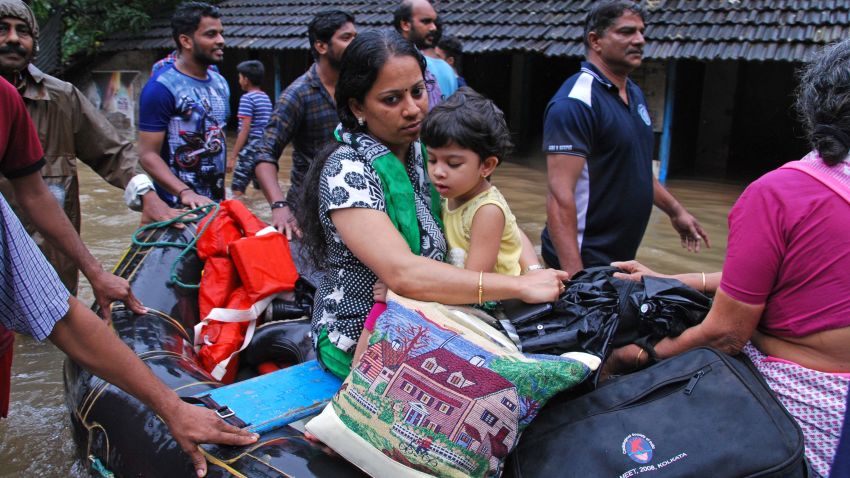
[63,219,362,477]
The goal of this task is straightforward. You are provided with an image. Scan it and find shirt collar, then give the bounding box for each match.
[306,62,322,89]
[20,63,49,101]
[580,61,615,90]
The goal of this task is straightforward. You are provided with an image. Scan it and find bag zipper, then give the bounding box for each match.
[683,367,710,395]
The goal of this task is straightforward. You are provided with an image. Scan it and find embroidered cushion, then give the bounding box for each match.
[306,294,599,477]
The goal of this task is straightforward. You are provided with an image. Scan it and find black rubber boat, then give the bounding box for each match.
[63,224,361,477]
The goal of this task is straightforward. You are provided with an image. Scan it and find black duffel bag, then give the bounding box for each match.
[510,348,807,478]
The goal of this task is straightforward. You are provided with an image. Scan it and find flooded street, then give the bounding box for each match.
[0,153,742,476]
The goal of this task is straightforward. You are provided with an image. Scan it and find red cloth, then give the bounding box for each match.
[0,325,14,418]
[720,167,850,337]
[0,76,44,178]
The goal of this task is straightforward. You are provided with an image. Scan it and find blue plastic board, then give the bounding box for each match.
[195,360,342,434]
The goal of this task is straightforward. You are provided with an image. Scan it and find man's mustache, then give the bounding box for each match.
[0,43,28,56]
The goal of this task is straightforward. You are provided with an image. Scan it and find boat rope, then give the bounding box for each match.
[88,455,115,478]
[130,203,220,289]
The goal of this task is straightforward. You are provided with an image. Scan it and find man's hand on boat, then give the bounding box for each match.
[140,191,186,228]
[51,297,259,477]
[181,190,215,209]
[87,268,147,322]
[159,401,261,477]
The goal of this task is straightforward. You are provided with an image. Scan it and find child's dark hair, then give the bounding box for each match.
[236,60,264,86]
[437,35,463,61]
[420,87,514,164]
[296,30,427,268]
[171,2,220,51]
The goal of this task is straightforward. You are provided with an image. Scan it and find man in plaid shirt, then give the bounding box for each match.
[250,10,356,239]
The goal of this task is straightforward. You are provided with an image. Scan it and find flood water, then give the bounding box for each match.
[0,152,742,476]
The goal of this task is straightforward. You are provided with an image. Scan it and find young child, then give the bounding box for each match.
[229,60,272,196]
[352,87,541,363]
[423,86,538,276]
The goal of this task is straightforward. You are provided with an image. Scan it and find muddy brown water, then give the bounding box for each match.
[0,152,742,476]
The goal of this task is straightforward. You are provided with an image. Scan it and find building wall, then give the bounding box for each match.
[68,50,161,142]
[69,49,315,140]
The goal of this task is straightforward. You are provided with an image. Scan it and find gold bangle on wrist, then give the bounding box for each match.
[700,271,707,294]
[478,271,484,305]
[635,347,646,368]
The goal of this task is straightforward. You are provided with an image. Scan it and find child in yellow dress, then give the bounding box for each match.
[353,87,542,363]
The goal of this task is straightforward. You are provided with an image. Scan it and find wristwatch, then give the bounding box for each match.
[270,200,289,210]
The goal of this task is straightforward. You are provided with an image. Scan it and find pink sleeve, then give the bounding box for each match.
[719,179,785,305]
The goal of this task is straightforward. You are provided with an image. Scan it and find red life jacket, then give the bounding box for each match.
[194,200,299,382]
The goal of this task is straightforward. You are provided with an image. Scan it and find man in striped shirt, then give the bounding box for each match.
[229,60,272,195]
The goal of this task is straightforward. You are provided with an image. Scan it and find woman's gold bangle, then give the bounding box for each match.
[700,271,707,294]
[635,347,646,368]
[478,271,484,305]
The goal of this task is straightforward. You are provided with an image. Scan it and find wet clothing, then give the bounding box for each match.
[720,154,850,338]
[252,63,337,207]
[541,61,654,269]
[0,65,142,294]
[743,344,849,478]
[139,65,229,206]
[443,186,522,276]
[312,133,445,357]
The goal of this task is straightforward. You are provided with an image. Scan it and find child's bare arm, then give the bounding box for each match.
[373,280,388,303]
[518,228,542,272]
[464,204,505,273]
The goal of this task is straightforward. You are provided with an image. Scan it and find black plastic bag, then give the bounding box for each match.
[498,266,711,360]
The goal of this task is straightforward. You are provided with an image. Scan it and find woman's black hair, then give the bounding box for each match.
[296,29,427,268]
[796,37,850,166]
[420,86,514,166]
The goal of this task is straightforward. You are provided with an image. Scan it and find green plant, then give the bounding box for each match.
[31,0,211,62]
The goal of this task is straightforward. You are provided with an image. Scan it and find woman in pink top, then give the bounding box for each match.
[606,39,850,478]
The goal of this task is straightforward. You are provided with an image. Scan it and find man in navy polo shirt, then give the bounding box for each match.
[542,0,709,275]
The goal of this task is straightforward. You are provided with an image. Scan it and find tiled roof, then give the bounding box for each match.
[101,0,850,61]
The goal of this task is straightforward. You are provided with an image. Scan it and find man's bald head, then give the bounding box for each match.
[393,0,438,49]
